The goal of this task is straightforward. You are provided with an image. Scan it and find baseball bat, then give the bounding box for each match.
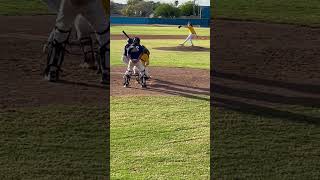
[122,30,130,39]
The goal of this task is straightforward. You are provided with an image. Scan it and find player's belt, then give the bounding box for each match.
[131,59,139,63]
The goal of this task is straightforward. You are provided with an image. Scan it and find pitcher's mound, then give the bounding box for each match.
[154,46,209,52]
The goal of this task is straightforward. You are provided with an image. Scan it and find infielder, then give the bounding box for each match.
[179,22,198,46]
[43,0,110,84]
[123,37,149,88]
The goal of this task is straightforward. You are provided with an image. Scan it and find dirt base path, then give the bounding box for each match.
[111,34,210,40]
[0,16,209,109]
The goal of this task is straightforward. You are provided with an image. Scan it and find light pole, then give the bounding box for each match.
[193,0,196,16]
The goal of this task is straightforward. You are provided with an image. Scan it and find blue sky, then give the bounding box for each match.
[112,0,210,6]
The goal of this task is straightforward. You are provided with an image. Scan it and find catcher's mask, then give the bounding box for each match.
[133,37,140,45]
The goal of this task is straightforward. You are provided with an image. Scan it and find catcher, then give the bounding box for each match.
[43,0,110,84]
[122,38,150,78]
[179,22,198,46]
[123,37,150,88]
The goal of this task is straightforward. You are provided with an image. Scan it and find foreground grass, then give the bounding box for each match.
[111,96,210,179]
[0,106,108,179]
[111,25,210,36]
[214,0,320,27]
[213,106,320,179]
[0,0,48,15]
[111,39,210,69]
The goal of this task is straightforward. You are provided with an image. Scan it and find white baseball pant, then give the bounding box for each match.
[181,34,196,46]
[125,59,145,77]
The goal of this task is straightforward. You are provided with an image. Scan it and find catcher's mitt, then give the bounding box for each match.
[178,25,182,28]
[140,46,150,66]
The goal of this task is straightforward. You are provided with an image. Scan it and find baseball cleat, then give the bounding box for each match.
[100,73,109,84]
[44,70,59,82]
[140,75,147,88]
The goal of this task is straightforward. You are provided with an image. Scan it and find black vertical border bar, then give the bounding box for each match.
[105,0,111,178]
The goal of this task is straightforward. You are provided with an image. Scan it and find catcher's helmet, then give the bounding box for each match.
[127,38,133,44]
[133,37,140,45]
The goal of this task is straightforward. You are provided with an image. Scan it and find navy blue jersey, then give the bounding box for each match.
[123,44,131,56]
[127,45,144,61]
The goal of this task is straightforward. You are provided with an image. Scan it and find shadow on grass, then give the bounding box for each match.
[212,70,320,124]
[125,77,210,102]
[214,97,320,125]
[150,78,210,102]
[213,71,320,95]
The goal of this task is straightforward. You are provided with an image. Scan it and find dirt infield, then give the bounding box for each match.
[212,20,320,123]
[111,34,210,40]
[0,16,209,109]
[154,46,210,52]
[111,67,209,97]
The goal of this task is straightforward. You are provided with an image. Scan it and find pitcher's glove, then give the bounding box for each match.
[178,25,182,28]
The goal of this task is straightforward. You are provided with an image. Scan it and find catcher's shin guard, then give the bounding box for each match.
[98,42,110,84]
[139,70,147,88]
[123,74,131,88]
[79,37,97,70]
[123,70,132,87]
[44,27,70,82]
[97,27,110,84]
[44,28,70,82]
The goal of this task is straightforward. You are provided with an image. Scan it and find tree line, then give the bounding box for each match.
[111,0,199,18]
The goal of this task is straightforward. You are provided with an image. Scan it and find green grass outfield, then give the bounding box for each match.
[111,96,210,179]
[0,106,108,179]
[214,0,320,27]
[111,25,210,36]
[213,106,320,178]
[0,0,48,15]
[111,39,210,69]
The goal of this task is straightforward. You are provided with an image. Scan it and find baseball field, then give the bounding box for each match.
[0,1,210,179]
[2,0,320,179]
[213,0,320,179]
[110,26,210,179]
